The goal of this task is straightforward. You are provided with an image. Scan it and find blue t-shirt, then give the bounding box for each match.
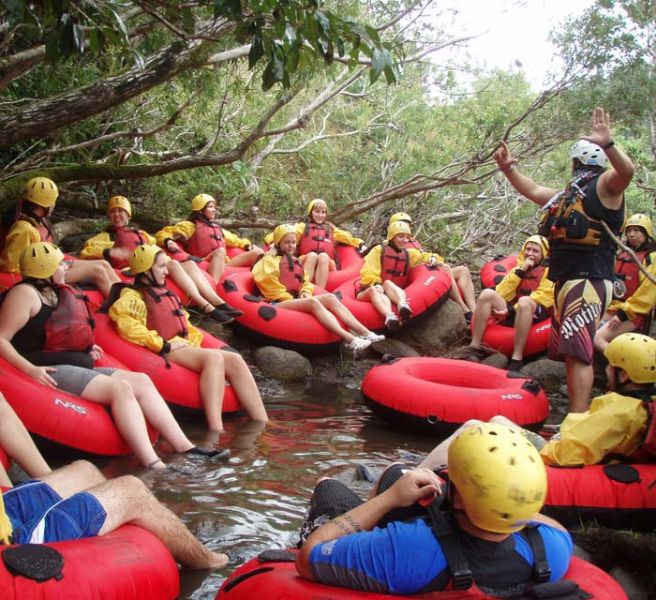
[309,517,573,595]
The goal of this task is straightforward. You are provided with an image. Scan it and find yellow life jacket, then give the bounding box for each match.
[0,491,13,545]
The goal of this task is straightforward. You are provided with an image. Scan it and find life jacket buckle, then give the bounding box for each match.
[452,568,473,590]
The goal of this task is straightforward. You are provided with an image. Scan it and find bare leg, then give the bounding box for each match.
[470,289,505,347]
[168,347,225,431]
[0,392,50,478]
[313,254,334,288]
[300,253,318,283]
[207,248,227,284]
[222,351,268,422]
[92,475,228,569]
[180,261,224,305]
[566,357,593,413]
[452,266,476,313]
[418,419,483,470]
[316,294,371,336]
[511,296,536,361]
[357,287,393,318]
[277,297,355,342]
[0,463,11,487]
[82,375,163,468]
[382,280,406,307]
[227,248,264,268]
[65,260,120,297]
[39,460,106,498]
[109,371,194,453]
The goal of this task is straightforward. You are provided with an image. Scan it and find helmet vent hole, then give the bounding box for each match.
[489,446,498,453]
[508,457,516,466]
[488,431,498,436]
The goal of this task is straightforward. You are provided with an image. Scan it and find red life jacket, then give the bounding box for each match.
[278,254,306,297]
[642,399,656,456]
[186,218,225,257]
[43,285,95,353]
[381,244,411,288]
[614,249,650,299]
[139,285,189,341]
[405,238,422,250]
[108,226,147,269]
[513,264,547,302]
[297,222,335,259]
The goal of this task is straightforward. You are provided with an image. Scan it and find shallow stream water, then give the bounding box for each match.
[94,379,441,599]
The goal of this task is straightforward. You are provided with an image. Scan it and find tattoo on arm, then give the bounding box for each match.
[332,514,362,534]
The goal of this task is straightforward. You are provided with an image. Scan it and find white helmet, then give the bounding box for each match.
[570,139,608,168]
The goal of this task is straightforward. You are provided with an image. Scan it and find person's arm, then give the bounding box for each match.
[359,245,383,287]
[223,228,252,250]
[495,267,522,303]
[107,288,169,353]
[251,255,294,302]
[0,221,40,273]
[528,268,555,310]
[494,141,559,207]
[408,249,444,268]
[296,469,441,581]
[79,232,114,260]
[154,222,194,248]
[614,254,656,320]
[333,225,364,249]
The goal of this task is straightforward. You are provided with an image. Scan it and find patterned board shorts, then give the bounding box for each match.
[549,279,612,365]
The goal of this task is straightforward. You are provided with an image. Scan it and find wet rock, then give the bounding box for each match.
[370,338,420,358]
[520,359,567,394]
[254,346,312,382]
[396,299,469,355]
[482,352,508,369]
[609,566,650,600]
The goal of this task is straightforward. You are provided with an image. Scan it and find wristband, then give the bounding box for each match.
[501,164,516,174]
[602,139,615,150]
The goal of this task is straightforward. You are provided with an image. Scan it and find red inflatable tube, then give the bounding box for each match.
[0,525,179,600]
[477,317,552,358]
[0,355,159,457]
[220,270,342,353]
[217,551,626,600]
[92,313,240,415]
[0,446,8,471]
[334,265,453,331]
[480,254,518,289]
[361,357,549,436]
[324,245,364,292]
[544,463,656,532]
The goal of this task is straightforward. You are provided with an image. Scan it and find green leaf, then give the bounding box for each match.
[336,37,345,58]
[315,11,330,36]
[214,0,241,20]
[384,65,397,85]
[364,25,380,44]
[262,54,284,91]
[249,33,264,69]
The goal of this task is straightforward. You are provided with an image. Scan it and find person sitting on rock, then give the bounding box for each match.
[357,220,443,331]
[296,422,572,596]
[594,213,656,353]
[0,458,228,569]
[155,193,263,284]
[0,242,220,470]
[80,195,240,324]
[465,235,554,372]
[107,244,268,432]
[252,224,384,355]
[0,177,119,296]
[265,198,366,288]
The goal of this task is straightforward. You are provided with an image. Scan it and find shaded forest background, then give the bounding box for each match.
[1,0,655,267]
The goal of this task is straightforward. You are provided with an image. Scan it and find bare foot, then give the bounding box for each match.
[207,552,229,569]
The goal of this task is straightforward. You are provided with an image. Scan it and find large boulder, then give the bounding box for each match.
[254,346,312,382]
[396,299,469,355]
[370,338,420,358]
[520,359,567,394]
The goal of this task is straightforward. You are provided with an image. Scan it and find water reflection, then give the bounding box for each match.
[112,379,439,599]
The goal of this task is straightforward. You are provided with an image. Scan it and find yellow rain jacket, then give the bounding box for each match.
[108,287,202,353]
[0,492,12,545]
[358,243,443,289]
[264,222,363,252]
[80,229,156,260]
[539,392,650,466]
[608,250,656,321]
[251,254,314,302]
[495,242,555,311]
[0,219,43,273]
[155,221,251,259]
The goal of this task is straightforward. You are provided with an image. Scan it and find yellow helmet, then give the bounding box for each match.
[604,333,656,384]
[306,198,328,216]
[129,245,162,274]
[389,212,412,225]
[24,177,58,208]
[387,220,412,241]
[20,242,64,279]
[522,235,549,258]
[272,224,297,246]
[448,423,547,534]
[107,195,132,217]
[191,193,216,212]
[625,213,653,239]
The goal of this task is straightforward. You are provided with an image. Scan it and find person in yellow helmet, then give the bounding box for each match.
[357,221,443,331]
[464,236,554,371]
[252,225,384,353]
[155,193,263,284]
[0,243,224,469]
[264,199,366,288]
[594,213,656,352]
[80,195,241,323]
[296,421,571,595]
[0,177,120,297]
[107,245,269,432]
[387,212,477,319]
